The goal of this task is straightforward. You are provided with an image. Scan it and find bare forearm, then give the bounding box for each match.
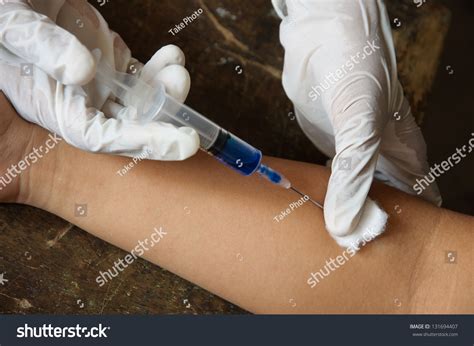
[24,131,473,314]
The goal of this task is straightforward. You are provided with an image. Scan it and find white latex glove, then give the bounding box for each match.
[0,0,199,160]
[272,0,442,247]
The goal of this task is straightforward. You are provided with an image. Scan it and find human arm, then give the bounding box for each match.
[4,95,470,314]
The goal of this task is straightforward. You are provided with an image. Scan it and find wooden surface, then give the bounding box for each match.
[0,0,450,314]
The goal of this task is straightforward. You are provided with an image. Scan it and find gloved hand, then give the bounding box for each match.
[272,0,442,247]
[0,0,199,160]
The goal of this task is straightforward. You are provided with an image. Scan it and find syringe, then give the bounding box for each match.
[95,58,323,209]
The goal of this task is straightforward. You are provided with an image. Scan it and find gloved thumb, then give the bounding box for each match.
[0,0,95,85]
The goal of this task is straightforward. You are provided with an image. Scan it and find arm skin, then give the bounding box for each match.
[7,99,473,314]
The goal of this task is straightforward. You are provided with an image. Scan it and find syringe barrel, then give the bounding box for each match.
[141,84,220,150]
[149,87,262,175]
[208,129,262,175]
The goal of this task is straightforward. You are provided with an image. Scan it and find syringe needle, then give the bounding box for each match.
[256,164,323,209]
[290,186,324,210]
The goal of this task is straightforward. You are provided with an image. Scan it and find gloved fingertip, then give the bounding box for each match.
[159,44,186,66]
[154,65,191,103]
[61,48,97,86]
[141,45,186,84]
[146,123,200,161]
[175,126,200,160]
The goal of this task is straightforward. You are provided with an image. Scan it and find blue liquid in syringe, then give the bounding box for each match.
[209,130,262,175]
[208,129,291,189]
